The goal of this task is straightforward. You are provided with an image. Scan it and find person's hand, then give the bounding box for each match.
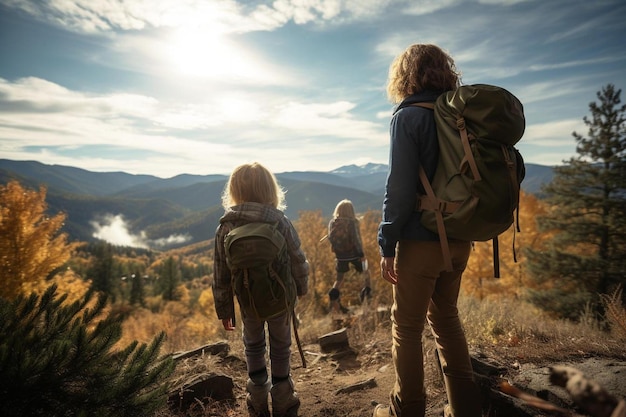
[222,318,235,331]
[380,256,397,285]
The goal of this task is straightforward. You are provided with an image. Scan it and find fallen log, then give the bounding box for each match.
[172,341,230,361]
[480,362,626,417]
[334,378,377,395]
[550,366,626,417]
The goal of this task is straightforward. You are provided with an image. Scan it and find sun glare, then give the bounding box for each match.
[164,27,253,80]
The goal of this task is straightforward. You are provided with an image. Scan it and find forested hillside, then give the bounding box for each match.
[0,159,552,247]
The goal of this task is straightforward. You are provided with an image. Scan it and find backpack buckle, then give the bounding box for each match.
[439,200,461,214]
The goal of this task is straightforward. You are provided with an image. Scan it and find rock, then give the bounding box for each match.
[319,328,350,353]
[168,373,235,411]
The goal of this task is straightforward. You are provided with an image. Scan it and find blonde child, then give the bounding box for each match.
[212,162,309,417]
[327,199,371,314]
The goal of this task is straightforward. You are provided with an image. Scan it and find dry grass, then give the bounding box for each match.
[602,286,626,341]
[459,294,626,363]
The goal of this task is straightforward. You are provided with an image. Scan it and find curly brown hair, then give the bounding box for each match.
[386,44,460,104]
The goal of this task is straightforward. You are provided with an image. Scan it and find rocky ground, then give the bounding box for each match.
[165,308,626,417]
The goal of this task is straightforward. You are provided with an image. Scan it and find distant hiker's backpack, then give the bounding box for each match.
[414,84,526,277]
[224,222,297,321]
[328,218,356,255]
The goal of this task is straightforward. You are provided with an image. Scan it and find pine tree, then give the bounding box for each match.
[130,271,146,306]
[159,256,180,301]
[0,284,175,417]
[525,84,626,319]
[89,241,116,298]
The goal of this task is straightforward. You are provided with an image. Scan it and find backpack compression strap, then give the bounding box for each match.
[418,166,454,272]
[412,102,481,181]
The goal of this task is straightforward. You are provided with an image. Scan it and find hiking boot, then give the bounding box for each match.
[246,378,271,417]
[270,377,300,417]
[373,404,399,417]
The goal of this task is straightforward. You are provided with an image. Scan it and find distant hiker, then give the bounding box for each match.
[375,44,482,417]
[326,199,371,314]
[212,162,309,417]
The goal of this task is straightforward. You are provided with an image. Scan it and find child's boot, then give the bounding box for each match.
[270,377,300,417]
[246,378,271,417]
[329,287,349,314]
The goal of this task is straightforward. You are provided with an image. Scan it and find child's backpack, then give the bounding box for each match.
[328,218,356,255]
[414,84,526,277]
[224,222,297,321]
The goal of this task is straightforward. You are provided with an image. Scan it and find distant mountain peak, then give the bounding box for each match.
[329,163,388,176]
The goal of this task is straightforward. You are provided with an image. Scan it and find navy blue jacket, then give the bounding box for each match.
[377,90,443,258]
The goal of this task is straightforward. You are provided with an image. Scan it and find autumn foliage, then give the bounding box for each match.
[463,191,548,300]
[0,180,79,299]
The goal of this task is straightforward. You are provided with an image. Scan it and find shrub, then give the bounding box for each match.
[0,285,175,417]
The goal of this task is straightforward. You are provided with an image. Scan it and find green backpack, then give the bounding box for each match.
[224,222,297,321]
[414,84,525,277]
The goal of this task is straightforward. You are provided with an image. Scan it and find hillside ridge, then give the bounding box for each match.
[0,159,553,248]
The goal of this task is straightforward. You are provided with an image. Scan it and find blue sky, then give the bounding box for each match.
[0,0,625,178]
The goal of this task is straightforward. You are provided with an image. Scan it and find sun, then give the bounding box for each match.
[164,26,247,79]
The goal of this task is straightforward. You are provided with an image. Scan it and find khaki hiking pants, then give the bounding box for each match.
[391,240,482,417]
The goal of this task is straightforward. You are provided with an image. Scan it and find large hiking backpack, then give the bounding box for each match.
[328,218,356,255]
[224,222,297,321]
[414,84,525,277]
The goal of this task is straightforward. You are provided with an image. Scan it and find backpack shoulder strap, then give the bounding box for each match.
[412,102,435,110]
[411,102,454,271]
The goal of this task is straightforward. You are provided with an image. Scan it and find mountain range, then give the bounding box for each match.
[0,159,554,249]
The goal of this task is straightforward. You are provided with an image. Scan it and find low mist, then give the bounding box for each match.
[91,214,190,249]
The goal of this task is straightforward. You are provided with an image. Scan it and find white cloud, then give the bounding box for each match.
[528,56,625,72]
[3,0,393,35]
[0,76,388,176]
[524,119,585,145]
[477,0,533,4]
[91,214,149,248]
[91,213,191,248]
[403,0,459,16]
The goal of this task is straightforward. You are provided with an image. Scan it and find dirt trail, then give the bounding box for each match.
[172,312,626,417]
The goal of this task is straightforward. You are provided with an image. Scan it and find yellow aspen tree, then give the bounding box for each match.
[463,241,496,300]
[357,210,393,306]
[293,210,335,315]
[0,181,78,299]
[499,191,549,295]
[463,191,547,300]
